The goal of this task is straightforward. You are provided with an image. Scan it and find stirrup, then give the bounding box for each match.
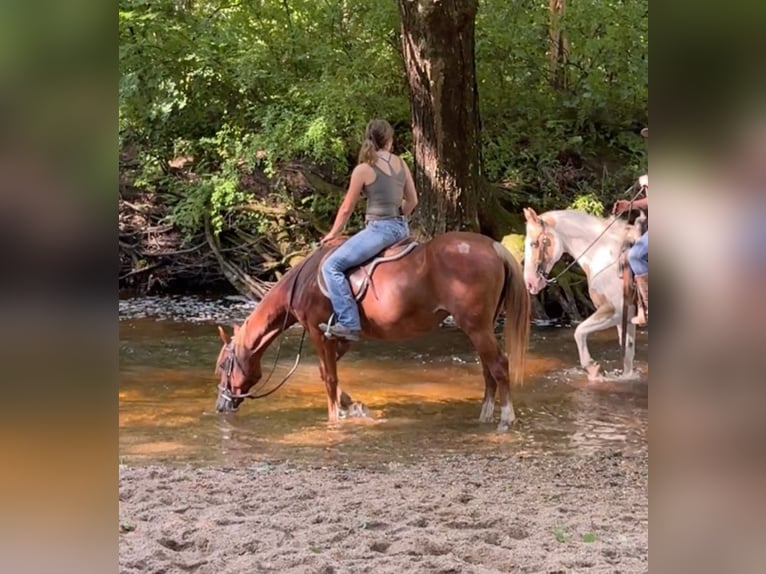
[320,313,336,338]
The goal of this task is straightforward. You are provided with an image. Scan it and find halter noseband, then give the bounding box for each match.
[533,220,554,281]
[217,342,253,402]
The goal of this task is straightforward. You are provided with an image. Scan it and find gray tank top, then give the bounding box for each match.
[363,155,406,221]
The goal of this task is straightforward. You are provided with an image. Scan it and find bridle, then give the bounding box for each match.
[217,262,307,404]
[216,323,306,403]
[217,342,249,401]
[530,220,554,282]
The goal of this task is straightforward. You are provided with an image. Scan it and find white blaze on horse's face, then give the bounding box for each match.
[522,207,561,295]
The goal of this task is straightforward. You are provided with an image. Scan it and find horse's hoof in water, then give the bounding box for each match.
[585,362,603,381]
[496,421,512,432]
[496,416,516,432]
[346,402,370,418]
[339,391,353,410]
[478,410,495,424]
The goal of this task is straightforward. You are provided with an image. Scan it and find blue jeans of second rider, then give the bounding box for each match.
[628,231,648,276]
[321,216,409,331]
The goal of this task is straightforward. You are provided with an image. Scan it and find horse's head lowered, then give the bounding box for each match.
[214,325,262,412]
[522,207,564,294]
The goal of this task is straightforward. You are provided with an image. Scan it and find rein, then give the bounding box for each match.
[542,184,645,285]
[250,326,306,399]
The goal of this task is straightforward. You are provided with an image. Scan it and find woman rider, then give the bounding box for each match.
[318,119,419,341]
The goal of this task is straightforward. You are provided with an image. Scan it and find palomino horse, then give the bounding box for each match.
[522,208,642,380]
[214,232,530,431]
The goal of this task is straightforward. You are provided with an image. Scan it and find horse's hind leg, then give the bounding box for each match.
[479,362,497,423]
[467,330,515,431]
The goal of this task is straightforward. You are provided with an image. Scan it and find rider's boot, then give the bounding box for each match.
[632,274,648,326]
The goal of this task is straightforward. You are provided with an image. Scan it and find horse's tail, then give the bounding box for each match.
[495,242,530,386]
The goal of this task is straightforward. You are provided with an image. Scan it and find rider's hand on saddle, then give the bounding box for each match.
[320,232,338,245]
[612,199,631,216]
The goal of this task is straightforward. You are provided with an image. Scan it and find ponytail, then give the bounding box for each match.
[357,119,394,165]
[358,137,377,165]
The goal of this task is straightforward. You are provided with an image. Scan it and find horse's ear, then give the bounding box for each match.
[232,324,240,337]
[523,207,539,224]
[217,325,230,345]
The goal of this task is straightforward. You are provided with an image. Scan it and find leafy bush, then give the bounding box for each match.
[569,193,605,217]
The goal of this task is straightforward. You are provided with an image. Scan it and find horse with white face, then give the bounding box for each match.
[522,207,641,380]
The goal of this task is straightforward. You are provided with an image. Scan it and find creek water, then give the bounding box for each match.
[119,299,647,467]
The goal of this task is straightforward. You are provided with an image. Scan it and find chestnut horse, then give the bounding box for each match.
[214,231,530,431]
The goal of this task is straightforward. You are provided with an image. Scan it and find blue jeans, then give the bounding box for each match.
[321,217,409,330]
[628,231,648,276]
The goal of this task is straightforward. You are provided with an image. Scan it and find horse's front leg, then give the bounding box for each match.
[335,340,354,409]
[310,331,342,423]
[617,317,637,378]
[574,304,621,380]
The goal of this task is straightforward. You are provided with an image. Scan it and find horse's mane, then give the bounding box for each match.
[544,209,630,243]
[232,244,329,359]
[282,243,329,306]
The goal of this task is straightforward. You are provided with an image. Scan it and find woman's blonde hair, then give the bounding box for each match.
[358,119,394,165]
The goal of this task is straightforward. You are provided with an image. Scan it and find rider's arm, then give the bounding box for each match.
[324,165,367,240]
[401,160,418,216]
[631,197,649,209]
[613,175,649,215]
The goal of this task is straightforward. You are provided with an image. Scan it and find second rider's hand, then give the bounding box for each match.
[612,199,631,216]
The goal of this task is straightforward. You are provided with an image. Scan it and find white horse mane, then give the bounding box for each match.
[543,209,630,246]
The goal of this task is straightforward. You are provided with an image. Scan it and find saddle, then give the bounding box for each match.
[317,237,418,301]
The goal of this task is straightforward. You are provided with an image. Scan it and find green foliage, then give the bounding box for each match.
[477,0,648,203]
[501,233,526,265]
[582,532,598,543]
[120,0,405,178]
[120,0,647,241]
[165,162,264,238]
[569,192,605,217]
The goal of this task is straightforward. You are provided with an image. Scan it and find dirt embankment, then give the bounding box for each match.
[119,159,339,298]
[119,449,648,573]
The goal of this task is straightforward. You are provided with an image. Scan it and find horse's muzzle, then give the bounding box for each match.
[526,275,546,295]
[216,392,243,413]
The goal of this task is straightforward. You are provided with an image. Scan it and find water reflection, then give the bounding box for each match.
[119,319,648,466]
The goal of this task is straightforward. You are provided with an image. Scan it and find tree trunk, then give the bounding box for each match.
[397,0,484,237]
[549,0,569,90]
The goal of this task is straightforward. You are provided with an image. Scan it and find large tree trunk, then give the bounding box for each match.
[549,0,569,90]
[397,0,484,238]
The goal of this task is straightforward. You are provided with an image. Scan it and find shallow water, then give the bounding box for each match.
[119,298,648,467]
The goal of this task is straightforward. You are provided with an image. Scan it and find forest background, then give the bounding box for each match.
[119,0,647,319]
